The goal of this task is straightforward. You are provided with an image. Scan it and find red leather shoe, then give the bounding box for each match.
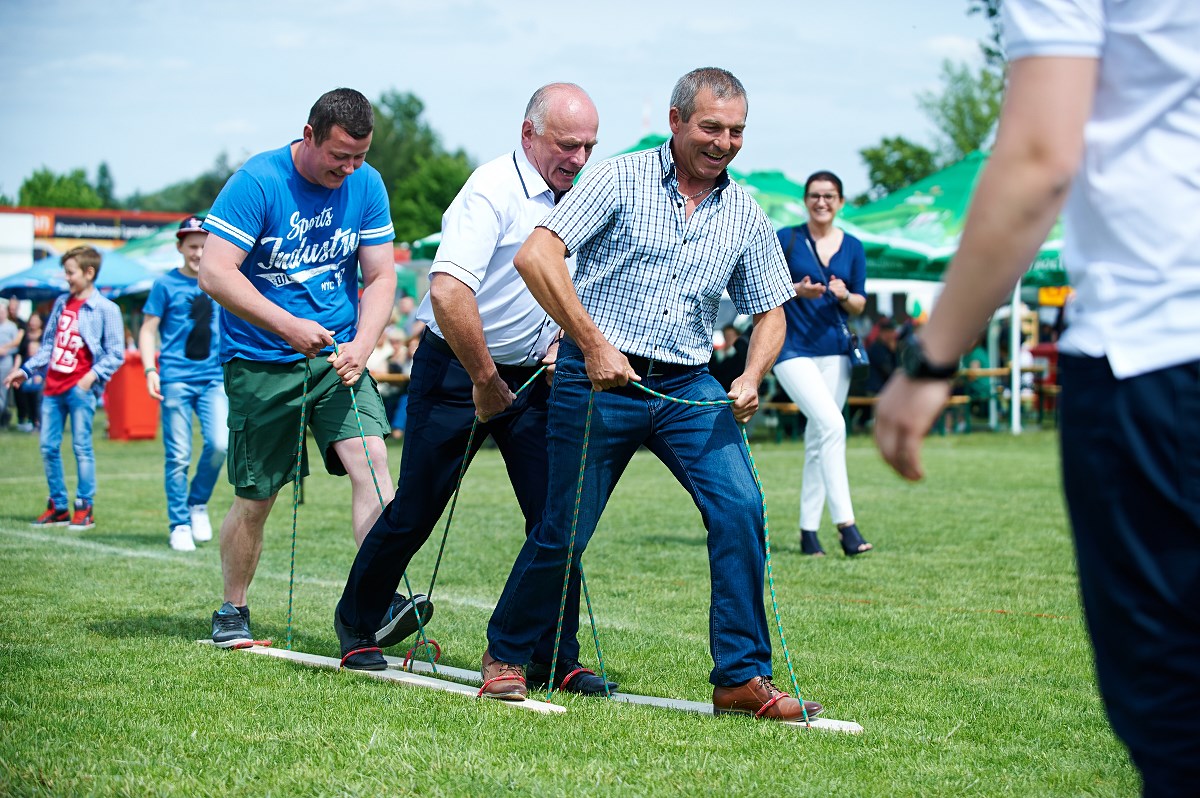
[713,676,824,721]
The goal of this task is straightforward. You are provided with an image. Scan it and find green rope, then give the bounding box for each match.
[425,366,546,601]
[739,425,810,723]
[578,565,613,697]
[285,360,312,651]
[333,344,437,673]
[624,379,812,719]
[284,345,437,670]
[547,389,595,700]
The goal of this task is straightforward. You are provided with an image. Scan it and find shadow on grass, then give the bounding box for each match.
[85,531,174,548]
[639,533,706,548]
[89,613,211,642]
[89,613,350,657]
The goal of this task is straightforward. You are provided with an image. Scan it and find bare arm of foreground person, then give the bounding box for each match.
[513,226,638,390]
[331,242,396,387]
[874,55,1098,481]
[198,235,334,359]
[430,272,515,422]
[729,307,784,424]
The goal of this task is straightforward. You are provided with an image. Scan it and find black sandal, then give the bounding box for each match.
[837,523,872,556]
[800,529,825,556]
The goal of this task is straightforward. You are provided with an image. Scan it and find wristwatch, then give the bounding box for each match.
[899,337,959,380]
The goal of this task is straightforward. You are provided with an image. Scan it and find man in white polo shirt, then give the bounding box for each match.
[875,2,1200,794]
[334,83,614,695]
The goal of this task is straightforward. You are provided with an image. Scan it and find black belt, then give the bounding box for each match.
[421,330,541,382]
[621,351,702,378]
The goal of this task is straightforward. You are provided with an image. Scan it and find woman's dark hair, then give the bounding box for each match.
[805,170,844,198]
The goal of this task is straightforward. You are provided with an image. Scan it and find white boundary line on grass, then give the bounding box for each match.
[196,640,565,715]
[0,527,649,626]
[384,655,864,734]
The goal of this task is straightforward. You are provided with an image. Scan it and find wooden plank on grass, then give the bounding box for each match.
[385,655,863,733]
[196,641,565,715]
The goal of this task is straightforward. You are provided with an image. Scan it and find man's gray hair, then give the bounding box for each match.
[525,82,589,135]
[669,67,747,122]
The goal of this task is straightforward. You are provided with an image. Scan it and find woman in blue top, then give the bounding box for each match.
[773,171,872,556]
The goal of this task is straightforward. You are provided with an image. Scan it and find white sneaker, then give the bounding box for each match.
[169,525,196,552]
[189,505,213,543]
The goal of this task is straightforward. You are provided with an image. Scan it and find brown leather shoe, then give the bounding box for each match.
[713,676,824,721]
[479,649,527,701]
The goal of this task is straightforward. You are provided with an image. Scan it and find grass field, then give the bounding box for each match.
[0,419,1138,797]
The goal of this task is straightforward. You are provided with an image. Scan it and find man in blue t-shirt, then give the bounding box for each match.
[198,88,399,648]
[138,215,228,553]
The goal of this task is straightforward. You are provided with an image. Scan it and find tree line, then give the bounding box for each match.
[2,91,473,245]
[855,0,1003,203]
[3,2,1005,234]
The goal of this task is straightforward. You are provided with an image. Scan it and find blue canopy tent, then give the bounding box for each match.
[0,251,158,301]
[93,251,156,298]
[0,257,68,301]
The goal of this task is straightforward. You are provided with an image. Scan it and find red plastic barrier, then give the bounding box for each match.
[106,350,159,441]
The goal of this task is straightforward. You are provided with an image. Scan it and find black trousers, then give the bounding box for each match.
[339,331,582,664]
[1060,354,1200,798]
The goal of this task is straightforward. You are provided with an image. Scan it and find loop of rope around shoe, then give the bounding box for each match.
[541,378,809,721]
[545,390,615,700]
[284,345,437,674]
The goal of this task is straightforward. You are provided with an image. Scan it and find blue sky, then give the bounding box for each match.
[0,0,990,204]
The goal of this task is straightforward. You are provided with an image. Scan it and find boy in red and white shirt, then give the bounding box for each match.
[3,246,125,529]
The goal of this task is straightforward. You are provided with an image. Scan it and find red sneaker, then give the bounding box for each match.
[32,500,70,527]
[68,500,94,531]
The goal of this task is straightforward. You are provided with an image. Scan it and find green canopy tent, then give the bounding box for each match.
[841,151,1069,433]
[613,134,812,229]
[840,151,1067,288]
[117,216,193,272]
[736,170,810,229]
[406,134,814,254]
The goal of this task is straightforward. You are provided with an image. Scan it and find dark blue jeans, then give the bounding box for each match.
[487,339,772,687]
[339,331,582,664]
[1060,354,1200,798]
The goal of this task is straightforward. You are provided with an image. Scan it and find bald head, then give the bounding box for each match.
[522,83,599,194]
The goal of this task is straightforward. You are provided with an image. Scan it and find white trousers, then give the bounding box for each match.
[773,355,855,530]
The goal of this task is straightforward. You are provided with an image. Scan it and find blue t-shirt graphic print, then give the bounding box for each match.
[203,142,395,364]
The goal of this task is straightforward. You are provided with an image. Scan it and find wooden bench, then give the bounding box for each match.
[369,371,411,385]
[761,395,972,442]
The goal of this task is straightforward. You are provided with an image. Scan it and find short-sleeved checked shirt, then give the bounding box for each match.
[540,140,793,365]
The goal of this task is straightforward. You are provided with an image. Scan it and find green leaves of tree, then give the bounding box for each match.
[855,1,1005,204]
[17,167,104,209]
[369,91,473,243]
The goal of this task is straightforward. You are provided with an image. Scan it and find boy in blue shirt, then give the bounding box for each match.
[138,215,228,552]
[3,246,125,529]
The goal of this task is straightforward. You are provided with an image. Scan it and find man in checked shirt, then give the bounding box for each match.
[478,67,825,721]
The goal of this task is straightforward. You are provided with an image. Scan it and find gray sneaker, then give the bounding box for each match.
[375,593,434,648]
[211,602,252,648]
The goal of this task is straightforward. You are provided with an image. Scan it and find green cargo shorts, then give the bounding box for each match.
[224,357,390,500]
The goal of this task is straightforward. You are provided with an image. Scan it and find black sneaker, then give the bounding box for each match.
[526,660,617,696]
[334,603,387,670]
[211,601,252,648]
[375,593,434,648]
